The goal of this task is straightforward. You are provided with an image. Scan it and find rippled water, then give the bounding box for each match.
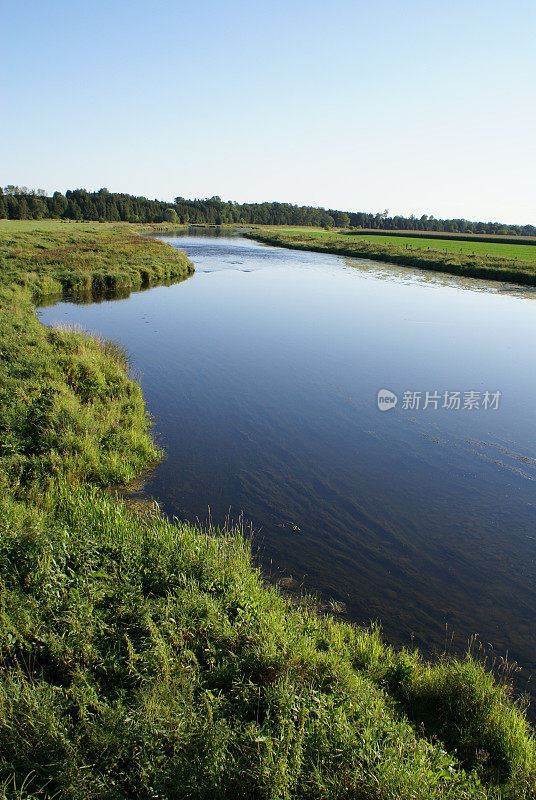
[39,229,536,702]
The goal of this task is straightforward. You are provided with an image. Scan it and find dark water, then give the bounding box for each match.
[38,230,536,702]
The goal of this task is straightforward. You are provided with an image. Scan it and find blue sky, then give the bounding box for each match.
[2,0,535,223]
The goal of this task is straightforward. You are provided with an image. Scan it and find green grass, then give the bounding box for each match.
[0,220,192,301]
[246,226,536,258]
[0,221,192,492]
[246,227,536,286]
[0,221,535,799]
[342,234,536,261]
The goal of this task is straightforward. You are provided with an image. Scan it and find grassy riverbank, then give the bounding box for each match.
[0,222,192,490]
[0,220,191,302]
[246,227,536,286]
[0,221,535,799]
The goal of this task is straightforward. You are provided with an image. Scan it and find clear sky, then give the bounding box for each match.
[2,0,535,223]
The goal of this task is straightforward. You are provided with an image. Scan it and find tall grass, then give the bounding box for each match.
[0,220,193,303]
[0,221,534,799]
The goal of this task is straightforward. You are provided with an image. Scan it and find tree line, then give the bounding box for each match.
[1,186,534,237]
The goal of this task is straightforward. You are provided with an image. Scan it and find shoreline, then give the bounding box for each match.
[245,229,536,287]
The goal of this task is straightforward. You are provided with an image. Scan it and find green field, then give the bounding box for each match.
[343,233,536,260]
[0,220,535,799]
[252,226,536,261]
[247,226,536,286]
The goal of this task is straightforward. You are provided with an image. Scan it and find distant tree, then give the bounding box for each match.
[2,184,532,235]
[28,194,46,219]
[107,202,120,222]
[164,208,179,223]
[65,199,82,220]
[12,196,29,219]
[51,192,68,217]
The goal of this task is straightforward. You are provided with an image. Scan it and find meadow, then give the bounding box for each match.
[0,220,191,301]
[0,220,535,799]
[248,226,536,257]
[246,227,536,286]
[344,233,536,260]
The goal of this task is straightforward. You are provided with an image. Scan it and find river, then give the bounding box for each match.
[38,228,536,702]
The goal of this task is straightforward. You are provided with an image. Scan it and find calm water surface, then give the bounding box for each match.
[39,230,536,698]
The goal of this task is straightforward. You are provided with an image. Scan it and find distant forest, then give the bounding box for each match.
[1,186,534,236]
